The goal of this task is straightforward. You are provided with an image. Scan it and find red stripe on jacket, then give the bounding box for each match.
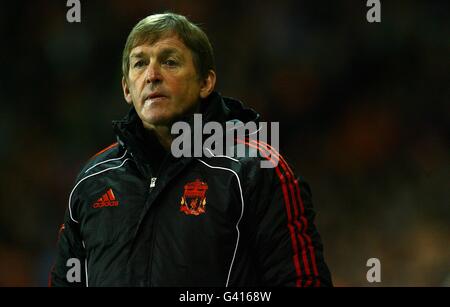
[237,139,305,285]
[250,140,320,286]
[237,139,320,286]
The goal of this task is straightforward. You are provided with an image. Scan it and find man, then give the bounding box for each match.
[50,13,332,287]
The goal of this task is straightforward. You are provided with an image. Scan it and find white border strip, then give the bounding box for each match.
[226,121,262,136]
[84,150,128,174]
[204,148,239,163]
[82,240,89,287]
[68,158,131,223]
[85,258,89,287]
[247,125,262,136]
[197,159,244,287]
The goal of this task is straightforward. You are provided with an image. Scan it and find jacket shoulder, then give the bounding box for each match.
[75,142,124,181]
[230,141,280,170]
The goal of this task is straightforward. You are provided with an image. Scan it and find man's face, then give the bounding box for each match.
[122,34,212,129]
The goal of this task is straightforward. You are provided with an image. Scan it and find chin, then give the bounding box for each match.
[140,112,175,128]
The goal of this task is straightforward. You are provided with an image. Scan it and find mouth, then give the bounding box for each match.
[145,92,168,103]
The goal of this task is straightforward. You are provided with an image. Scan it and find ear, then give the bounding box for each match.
[122,77,133,104]
[199,70,216,99]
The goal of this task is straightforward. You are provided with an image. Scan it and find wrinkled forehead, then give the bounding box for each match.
[130,30,181,53]
[129,33,192,61]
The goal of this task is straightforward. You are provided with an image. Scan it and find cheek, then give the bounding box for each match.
[168,71,200,94]
[129,79,144,101]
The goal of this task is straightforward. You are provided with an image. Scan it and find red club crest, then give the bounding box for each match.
[180,179,208,216]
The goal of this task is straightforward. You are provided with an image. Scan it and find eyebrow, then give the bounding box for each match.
[130,48,181,59]
[159,48,181,58]
[130,51,146,59]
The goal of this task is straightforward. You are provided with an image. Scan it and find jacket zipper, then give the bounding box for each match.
[147,176,158,286]
[149,177,157,190]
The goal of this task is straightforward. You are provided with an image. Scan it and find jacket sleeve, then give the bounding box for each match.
[49,208,87,287]
[249,159,333,287]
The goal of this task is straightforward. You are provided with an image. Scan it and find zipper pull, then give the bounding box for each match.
[149,177,157,188]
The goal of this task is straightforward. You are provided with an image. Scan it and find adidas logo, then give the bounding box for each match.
[92,188,119,208]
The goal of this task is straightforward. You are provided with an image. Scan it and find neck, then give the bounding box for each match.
[142,123,173,152]
[140,101,203,152]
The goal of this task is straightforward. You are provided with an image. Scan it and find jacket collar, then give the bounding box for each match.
[111,91,259,176]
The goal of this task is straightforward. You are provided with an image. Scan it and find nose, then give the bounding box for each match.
[145,61,162,84]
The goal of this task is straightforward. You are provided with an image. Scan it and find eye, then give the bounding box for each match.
[163,59,178,67]
[133,60,145,68]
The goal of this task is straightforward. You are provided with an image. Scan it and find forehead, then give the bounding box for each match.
[129,34,191,57]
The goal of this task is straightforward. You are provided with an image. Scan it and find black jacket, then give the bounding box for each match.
[50,92,332,287]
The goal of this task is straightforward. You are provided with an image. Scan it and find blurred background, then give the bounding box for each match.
[0,0,448,286]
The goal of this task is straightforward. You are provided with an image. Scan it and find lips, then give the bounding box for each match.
[146,92,167,100]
